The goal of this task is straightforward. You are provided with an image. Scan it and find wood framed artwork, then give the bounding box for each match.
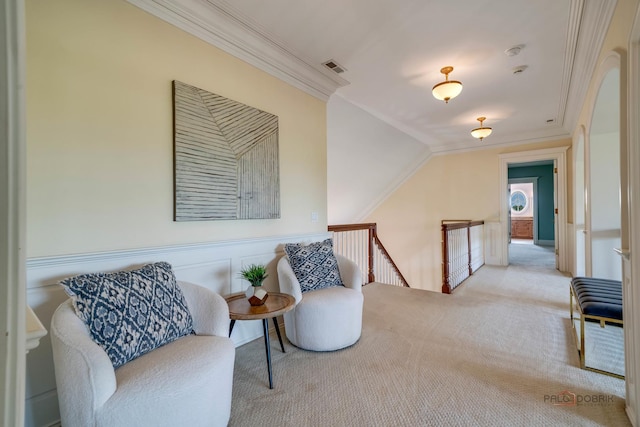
[173,81,280,221]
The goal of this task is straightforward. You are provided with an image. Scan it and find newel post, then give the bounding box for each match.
[368,225,375,283]
[442,223,451,294]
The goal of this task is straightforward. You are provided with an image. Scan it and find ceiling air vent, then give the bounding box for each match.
[323,59,346,74]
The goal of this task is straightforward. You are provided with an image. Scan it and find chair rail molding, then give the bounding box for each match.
[126,0,349,101]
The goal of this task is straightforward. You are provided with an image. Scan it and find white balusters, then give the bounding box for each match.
[330,224,408,287]
[442,221,485,293]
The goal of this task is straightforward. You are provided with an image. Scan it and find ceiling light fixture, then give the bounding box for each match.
[512,65,528,74]
[471,117,492,141]
[432,66,463,103]
[504,45,524,57]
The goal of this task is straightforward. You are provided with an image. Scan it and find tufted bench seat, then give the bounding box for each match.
[570,276,623,378]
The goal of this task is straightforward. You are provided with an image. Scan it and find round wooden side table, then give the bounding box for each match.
[225,292,295,389]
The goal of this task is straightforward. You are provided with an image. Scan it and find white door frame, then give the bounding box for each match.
[499,147,568,270]
[0,0,27,426]
[573,126,587,277]
[625,5,640,424]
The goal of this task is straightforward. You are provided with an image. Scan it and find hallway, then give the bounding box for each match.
[509,241,556,268]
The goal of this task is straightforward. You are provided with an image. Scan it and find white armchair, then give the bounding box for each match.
[50,281,235,427]
[277,254,364,351]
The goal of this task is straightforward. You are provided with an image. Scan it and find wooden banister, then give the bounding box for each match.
[371,234,410,287]
[328,223,409,287]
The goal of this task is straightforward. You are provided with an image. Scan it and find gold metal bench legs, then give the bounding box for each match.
[569,286,624,379]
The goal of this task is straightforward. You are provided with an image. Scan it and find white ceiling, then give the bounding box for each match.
[132,0,616,153]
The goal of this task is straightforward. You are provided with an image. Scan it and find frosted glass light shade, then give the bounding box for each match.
[471,126,492,140]
[432,81,463,103]
[471,116,492,141]
[432,66,462,103]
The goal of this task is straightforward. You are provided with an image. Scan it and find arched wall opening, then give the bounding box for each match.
[587,62,621,280]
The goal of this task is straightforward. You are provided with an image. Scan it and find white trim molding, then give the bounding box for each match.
[0,0,27,426]
[573,126,587,278]
[126,0,349,101]
[499,147,569,270]
[483,221,502,266]
[625,4,640,424]
[563,0,618,132]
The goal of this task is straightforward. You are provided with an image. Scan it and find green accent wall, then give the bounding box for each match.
[508,165,555,241]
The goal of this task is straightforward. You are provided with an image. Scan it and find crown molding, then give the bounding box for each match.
[429,129,572,156]
[563,0,617,132]
[556,0,584,128]
[127,0,349,101]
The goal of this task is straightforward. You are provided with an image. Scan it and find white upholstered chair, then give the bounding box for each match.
[277,254,364,351]
[50,281,235,427]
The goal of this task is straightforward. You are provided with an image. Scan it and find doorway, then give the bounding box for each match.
[509,180,536,242]
[507,163,556,267]
[499,147,568,270]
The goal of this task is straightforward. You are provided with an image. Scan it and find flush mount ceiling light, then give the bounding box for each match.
[504,45,524,57]
[471,117,492,141]
[432,66,463,103]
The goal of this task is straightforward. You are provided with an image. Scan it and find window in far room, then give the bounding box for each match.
[510,190,528,212]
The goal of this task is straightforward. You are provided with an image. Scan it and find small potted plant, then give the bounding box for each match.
[240,264,269,306]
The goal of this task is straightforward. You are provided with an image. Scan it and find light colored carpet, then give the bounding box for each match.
[573,318,625,378]
[229,264,628,426]
[509,242,556,268]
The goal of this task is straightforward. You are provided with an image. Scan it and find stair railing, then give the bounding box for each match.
[328,223,409,287]
[442,220,485,293]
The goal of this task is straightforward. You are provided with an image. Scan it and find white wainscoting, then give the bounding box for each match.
[483,221,503,266]
[571,223,584,277]
[24,232,329,427]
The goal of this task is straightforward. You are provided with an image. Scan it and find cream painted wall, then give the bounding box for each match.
[365,138,570,292]
[25,0,327,257]
[327,95,431,224]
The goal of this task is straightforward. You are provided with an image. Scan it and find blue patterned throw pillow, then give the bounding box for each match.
[284,238,344,293]
[60,262,194,368]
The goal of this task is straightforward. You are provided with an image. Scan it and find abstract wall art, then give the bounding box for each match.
[173,80,280,221]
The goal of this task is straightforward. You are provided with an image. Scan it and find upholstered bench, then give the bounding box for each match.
[569,276,623,378]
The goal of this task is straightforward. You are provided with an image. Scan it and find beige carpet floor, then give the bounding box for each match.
[229,262,628,426]
[509,241,557,268]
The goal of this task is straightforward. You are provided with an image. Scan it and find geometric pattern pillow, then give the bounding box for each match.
[284,238,344,293]
[60,262,194,368]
